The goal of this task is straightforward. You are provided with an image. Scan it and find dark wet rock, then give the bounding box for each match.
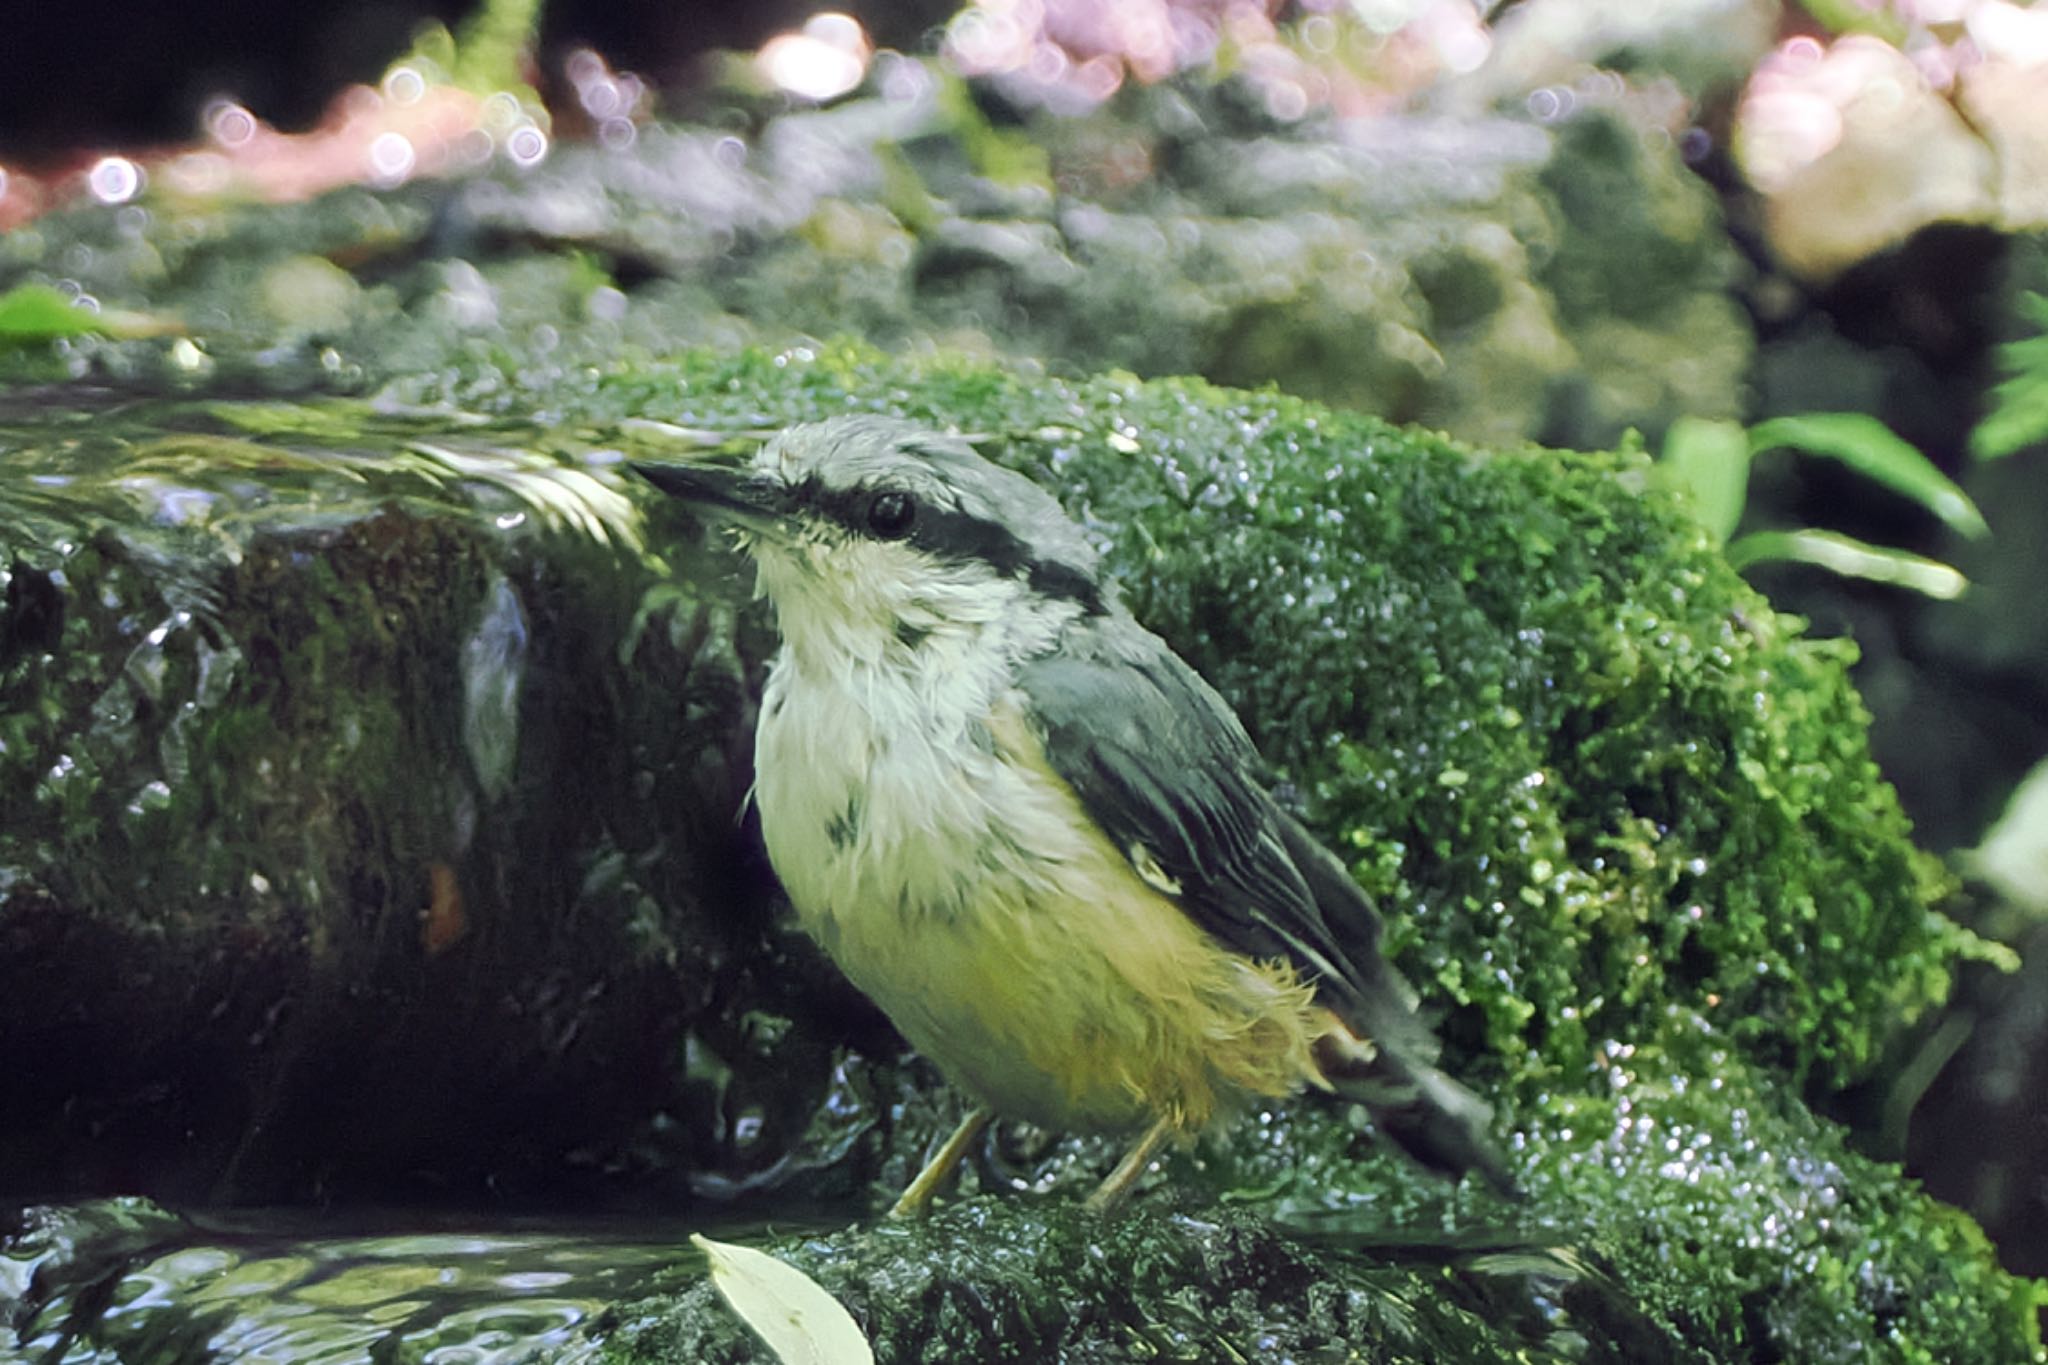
[1911,914,2048,1286]
[0,396,867,1204]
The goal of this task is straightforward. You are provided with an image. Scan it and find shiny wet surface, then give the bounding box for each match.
[3,1199,773,1364]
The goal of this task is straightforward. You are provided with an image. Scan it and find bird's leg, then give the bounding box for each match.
[889,1105,994,1219]
[1084,1115,1175,1214]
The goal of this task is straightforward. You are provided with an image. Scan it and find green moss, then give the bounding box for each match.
[6,346,2036,1360]
[447,342,1975,1094]
[401,340,2031,1362]
[613,1196,1671,1365]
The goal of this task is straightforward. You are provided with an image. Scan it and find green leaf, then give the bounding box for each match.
[1966,753,2048,917]
[693,1233,875,1365]
[1797,0,1910,41]
[1656,416,1750,543]
[1971,293,2048,461]
[1727,529,1968,599]
[0,283,182,345]
[936,72,1052,189]
[1749,413,1988,540]
[0,284,108,341]
[1970,381,2048,461]
[449,0,544,95]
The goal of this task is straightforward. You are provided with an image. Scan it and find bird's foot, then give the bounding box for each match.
[888,1106,994,1219]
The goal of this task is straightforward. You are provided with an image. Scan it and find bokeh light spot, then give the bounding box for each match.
[87,156,142,204]
[505,125,549,168]
[481,92,526,132]
[758,12,873,101]
[366,132,416,186]
[205,100,258,148]
[383,65,428,106]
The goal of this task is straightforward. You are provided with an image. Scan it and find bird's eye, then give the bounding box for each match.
[866,490,916,539]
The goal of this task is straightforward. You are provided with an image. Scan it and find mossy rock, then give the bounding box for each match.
[439,341,1976,1092]
[0,397,824,1201]
[530,346,2029,1364]
[3,344,2038,1358]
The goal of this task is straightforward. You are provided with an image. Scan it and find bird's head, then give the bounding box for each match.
[636,416,1105,664]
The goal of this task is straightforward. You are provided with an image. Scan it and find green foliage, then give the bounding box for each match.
[0,280,180,347]
[1657,412,1982,599]
[1796,0,1912,43]
[0,283,105,341]
[1749,412,1987,539]
[1729,528,1967,598]
[380,0,545,121]
[1974,292,2048,461]
[449,0,544,96]
[1655,414,1748,541]
[0,283,175,348]
[931,72,1054,189]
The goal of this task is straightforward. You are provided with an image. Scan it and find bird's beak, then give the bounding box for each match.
[631,458,792,537]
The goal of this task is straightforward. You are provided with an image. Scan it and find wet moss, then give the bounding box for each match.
[493,343,2034,1364]
[3,351,2036,1358]
[429,341,1977,1092]
[615,1195,1689,1365]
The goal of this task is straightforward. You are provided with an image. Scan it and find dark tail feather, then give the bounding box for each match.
[1315,1026,1522,1200]
[1273,811,1520,1198]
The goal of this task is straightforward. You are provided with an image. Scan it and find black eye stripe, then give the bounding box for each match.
[804,483,1103,613]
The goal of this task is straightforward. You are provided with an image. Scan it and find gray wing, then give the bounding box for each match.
[1013,616,1434,1060]
[1016,616,1516,1192]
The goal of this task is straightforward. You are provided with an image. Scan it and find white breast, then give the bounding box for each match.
[752,642,1327,1135]
[753,634,1059,938]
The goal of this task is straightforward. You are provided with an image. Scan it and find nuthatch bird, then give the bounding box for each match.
[638,415,1514,1214]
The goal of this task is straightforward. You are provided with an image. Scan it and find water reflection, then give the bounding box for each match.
[6,1204,722,1365]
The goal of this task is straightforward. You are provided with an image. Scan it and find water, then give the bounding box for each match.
[2,1200,744,1365]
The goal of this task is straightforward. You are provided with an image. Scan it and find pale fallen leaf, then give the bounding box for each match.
[692,1233,874,1365]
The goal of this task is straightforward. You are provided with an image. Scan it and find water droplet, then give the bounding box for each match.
[462,576,529,801]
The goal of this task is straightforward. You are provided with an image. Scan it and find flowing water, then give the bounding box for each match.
[2,1199,766,1365]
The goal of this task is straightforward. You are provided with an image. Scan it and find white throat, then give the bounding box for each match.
[746,540,1087,927]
